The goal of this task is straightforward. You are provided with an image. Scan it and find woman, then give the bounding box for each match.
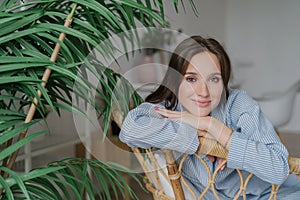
[119,36,300,199]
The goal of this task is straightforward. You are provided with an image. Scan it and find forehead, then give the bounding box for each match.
[186,52,221,74]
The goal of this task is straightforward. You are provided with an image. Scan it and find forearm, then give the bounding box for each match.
[227,132,289,184]
[120,121,199,154]
[204,117,233,150]
[119,103,200,154]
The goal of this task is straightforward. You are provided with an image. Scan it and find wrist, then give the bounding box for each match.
[223,130,232,149]
[207,117,232,149]
[206,117,222,138]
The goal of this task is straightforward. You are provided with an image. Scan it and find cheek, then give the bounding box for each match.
[178,82,194,99]
[208,85,224,105]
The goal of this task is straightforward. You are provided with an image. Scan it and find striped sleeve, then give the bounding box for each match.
[226,91,289,185]
[119,102,199,154]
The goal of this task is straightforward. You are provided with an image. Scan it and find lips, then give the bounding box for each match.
[192,99,211,107]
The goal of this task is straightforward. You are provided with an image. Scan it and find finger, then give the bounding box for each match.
[155,109,183,119]
[207,155,215,163]
[154,107,185,116]
[217,158,226,171]
[157,107,176,112]
[197,130,207,137]
[203,131,215,140]
[154,107,174,113]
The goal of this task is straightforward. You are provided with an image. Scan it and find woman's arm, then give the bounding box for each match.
[227,104,289,185]
[119,102,199,154]
[154,91,290,185]
[225,90,289,185]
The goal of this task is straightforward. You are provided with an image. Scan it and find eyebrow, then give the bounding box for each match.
[184,72,222,76]
[184,72,197,75]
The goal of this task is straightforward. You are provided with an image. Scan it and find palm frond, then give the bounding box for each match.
[0,0,197,131]
[0,0,173,130]
[1,158,143,200]
[0,0,197,198]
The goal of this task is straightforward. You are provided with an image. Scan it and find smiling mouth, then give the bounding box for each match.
[192,99,211,107]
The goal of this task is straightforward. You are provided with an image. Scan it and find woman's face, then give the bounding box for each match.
[178,51,224,117]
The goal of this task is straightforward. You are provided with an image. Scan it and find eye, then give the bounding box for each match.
[185,76,197,82]
[208,76,221,83]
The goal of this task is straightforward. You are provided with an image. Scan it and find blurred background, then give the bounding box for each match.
[164,0,300,134]
[13,0,300,173]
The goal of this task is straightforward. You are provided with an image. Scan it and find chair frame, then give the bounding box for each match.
[111,108,300,200]
[132,137,300,200]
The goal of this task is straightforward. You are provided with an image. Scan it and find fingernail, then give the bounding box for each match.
[154,106,159,110]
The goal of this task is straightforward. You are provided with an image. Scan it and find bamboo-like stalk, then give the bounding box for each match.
[162,149,185,200]
[1,4,77,180]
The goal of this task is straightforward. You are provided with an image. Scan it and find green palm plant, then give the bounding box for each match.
[0,0,197,199]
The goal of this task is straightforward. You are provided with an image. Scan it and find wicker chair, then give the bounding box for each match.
[112,109,300,200]
[132,138,300,200]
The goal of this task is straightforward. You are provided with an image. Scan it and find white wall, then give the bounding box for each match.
[164,0,227,41]
[225,0,300,132]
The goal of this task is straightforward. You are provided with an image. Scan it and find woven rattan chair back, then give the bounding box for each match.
[111,108,300,200]
[132,138,300,200]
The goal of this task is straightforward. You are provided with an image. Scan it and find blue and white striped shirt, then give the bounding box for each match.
[120,89,300,199]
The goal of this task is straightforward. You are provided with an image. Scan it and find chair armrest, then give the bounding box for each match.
[289,157,300,176]
[197,137,300,175]
[197,137,228,159]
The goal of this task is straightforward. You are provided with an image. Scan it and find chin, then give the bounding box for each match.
[190,109,210,117]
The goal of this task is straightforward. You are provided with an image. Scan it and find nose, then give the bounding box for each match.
[195,80,209,97]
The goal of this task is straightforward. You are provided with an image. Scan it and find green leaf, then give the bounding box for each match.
[0,27,50,44]
[0,167,30,199]
[71,0,123,31]
[0,166,65,188]
[0,56,51,64]
[0,121,39,146]
[0,109,25,117]
[0,131,45,160]
[0,175,14,199]
[0,63,51,73]
[0,10,44,37]
[0,77,42,84]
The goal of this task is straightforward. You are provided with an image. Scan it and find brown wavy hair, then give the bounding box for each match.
[145,35,231,109]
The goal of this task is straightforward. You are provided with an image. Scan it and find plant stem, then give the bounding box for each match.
[1,3,77,180]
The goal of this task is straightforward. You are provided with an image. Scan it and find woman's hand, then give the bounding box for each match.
[155,106,230,170]
[154,107,211,132]
[155,107,226,139]
[155,107,232,148]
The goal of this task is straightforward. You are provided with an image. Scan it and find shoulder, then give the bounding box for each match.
[131,100,179,112]
[127,102,156,117]
[227,89,260,115]
[228,89,259,108]
[131,102,165,112]
[132,102,157,110]
[126,102,166,119]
